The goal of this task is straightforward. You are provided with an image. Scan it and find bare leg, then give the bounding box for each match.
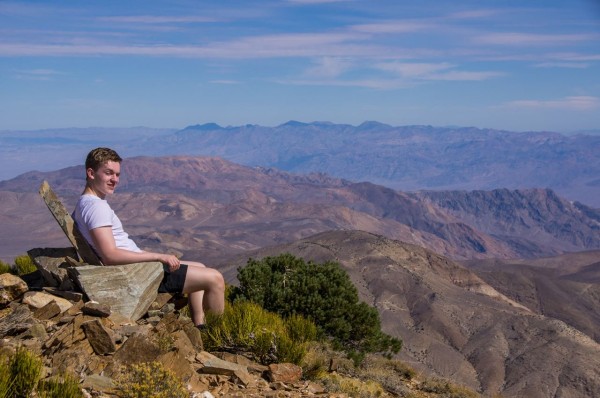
[182,261,225,326]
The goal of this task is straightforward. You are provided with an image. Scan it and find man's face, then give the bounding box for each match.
[87,160,121,197]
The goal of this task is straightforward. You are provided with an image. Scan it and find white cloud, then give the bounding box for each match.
[446,9,501,19]
[98,15,218,24]
[304,57,353,78]
[14,68,62,80]
[351,21,433,34]
[475,33,597,46]
[210,80,240,85]
[503,96,600,111]
[375,61,503,81]
[534,62,590,69]
[286,0,351,4]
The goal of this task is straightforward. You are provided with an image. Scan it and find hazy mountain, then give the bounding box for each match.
[219,230,600,398]
[2,122,598,206]
[145,122,600,207]
[1,156,598,264]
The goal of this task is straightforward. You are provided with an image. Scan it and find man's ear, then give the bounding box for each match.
[86,167,95,180]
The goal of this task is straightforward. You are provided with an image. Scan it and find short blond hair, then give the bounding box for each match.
[85,147,122,173]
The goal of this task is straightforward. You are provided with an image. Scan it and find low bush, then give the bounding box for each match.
[202,300,317,365]
[319,373,386,398]
[117,361,188,398]
[14,255,36,276]
[38,373,83,398]
[0,259,13,275]
[0,347,83,398]
[7,346,43,398]
[0,354,11,398]
[419,377,479,398]
[232,253,402,362]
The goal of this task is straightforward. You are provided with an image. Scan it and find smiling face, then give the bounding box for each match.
[86,160,121,198]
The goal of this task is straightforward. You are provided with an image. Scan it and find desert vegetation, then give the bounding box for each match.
[1,251,481,397]
[0,346,82,398]
[229,253,402,364]
[0,255,36,276]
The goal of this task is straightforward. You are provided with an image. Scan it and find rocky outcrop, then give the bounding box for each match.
[0,272,28,306]
[0,272,338,398]
[68,262,163,321]
[29,247,164,321]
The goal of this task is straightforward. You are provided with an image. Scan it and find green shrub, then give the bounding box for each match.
[0,259,13,275]
[8,346,43,398]
[232,253,401,360]
[0,354,12,398]
[319,373,386,398]
[117,362,188,398]
[0,348,82,398]
[14,255,37,276]
[38,373,83,398]
[202,300,316,365]
[419,378,479,398]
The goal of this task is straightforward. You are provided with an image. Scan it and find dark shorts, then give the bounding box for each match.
[158,264,188,293]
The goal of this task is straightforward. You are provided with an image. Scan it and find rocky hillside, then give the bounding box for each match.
[1,257,482,398]
[462,250,600,344]
[414,188,600,257]
[220,230,600,398]
[1,156,598,263]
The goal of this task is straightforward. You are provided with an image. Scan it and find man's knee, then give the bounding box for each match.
[210,269,225,291]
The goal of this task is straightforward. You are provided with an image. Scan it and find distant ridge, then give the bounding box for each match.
[1,122,598,206]
[182,122,224,131]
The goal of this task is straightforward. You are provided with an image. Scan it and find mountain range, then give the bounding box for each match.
[1,156,598,264]
[1,122,599,206]
[1,155,600,397]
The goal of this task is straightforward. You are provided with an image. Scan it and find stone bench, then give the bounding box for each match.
[28,181,164,321]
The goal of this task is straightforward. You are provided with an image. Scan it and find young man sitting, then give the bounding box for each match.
[72,147,225,328]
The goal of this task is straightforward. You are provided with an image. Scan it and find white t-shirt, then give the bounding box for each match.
[72,194,142,255]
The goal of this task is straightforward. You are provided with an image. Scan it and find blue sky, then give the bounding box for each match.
[1,0,599,133]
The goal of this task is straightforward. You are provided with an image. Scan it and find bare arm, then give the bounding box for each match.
[89,226,180,270]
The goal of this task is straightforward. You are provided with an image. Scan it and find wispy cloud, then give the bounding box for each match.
[304,57,353,78]
[0,30,381,59]
[210,80,240,85]
[503,96,600,111]
[446,9,502,19]
[534,62,590,69]
[14,68,62,80]
[98,15,218,24]
[351,20,433,34]
[475,33,597,46]
[375,61,503,81]
[286,0,352,4]
[281,77,412,90]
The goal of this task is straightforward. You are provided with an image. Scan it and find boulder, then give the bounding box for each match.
[266,363,303,383]
[27,247,78,289]
[22,291,73,313]
[0,304,35,338]
[82,319,116,355]
[82,302,111,317]
[68,262,163,321]
[33,300,62,320]
[0,273,28,306]
[196,351,248,376]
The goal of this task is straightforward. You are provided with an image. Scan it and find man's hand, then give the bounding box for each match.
[158,254,181,272]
